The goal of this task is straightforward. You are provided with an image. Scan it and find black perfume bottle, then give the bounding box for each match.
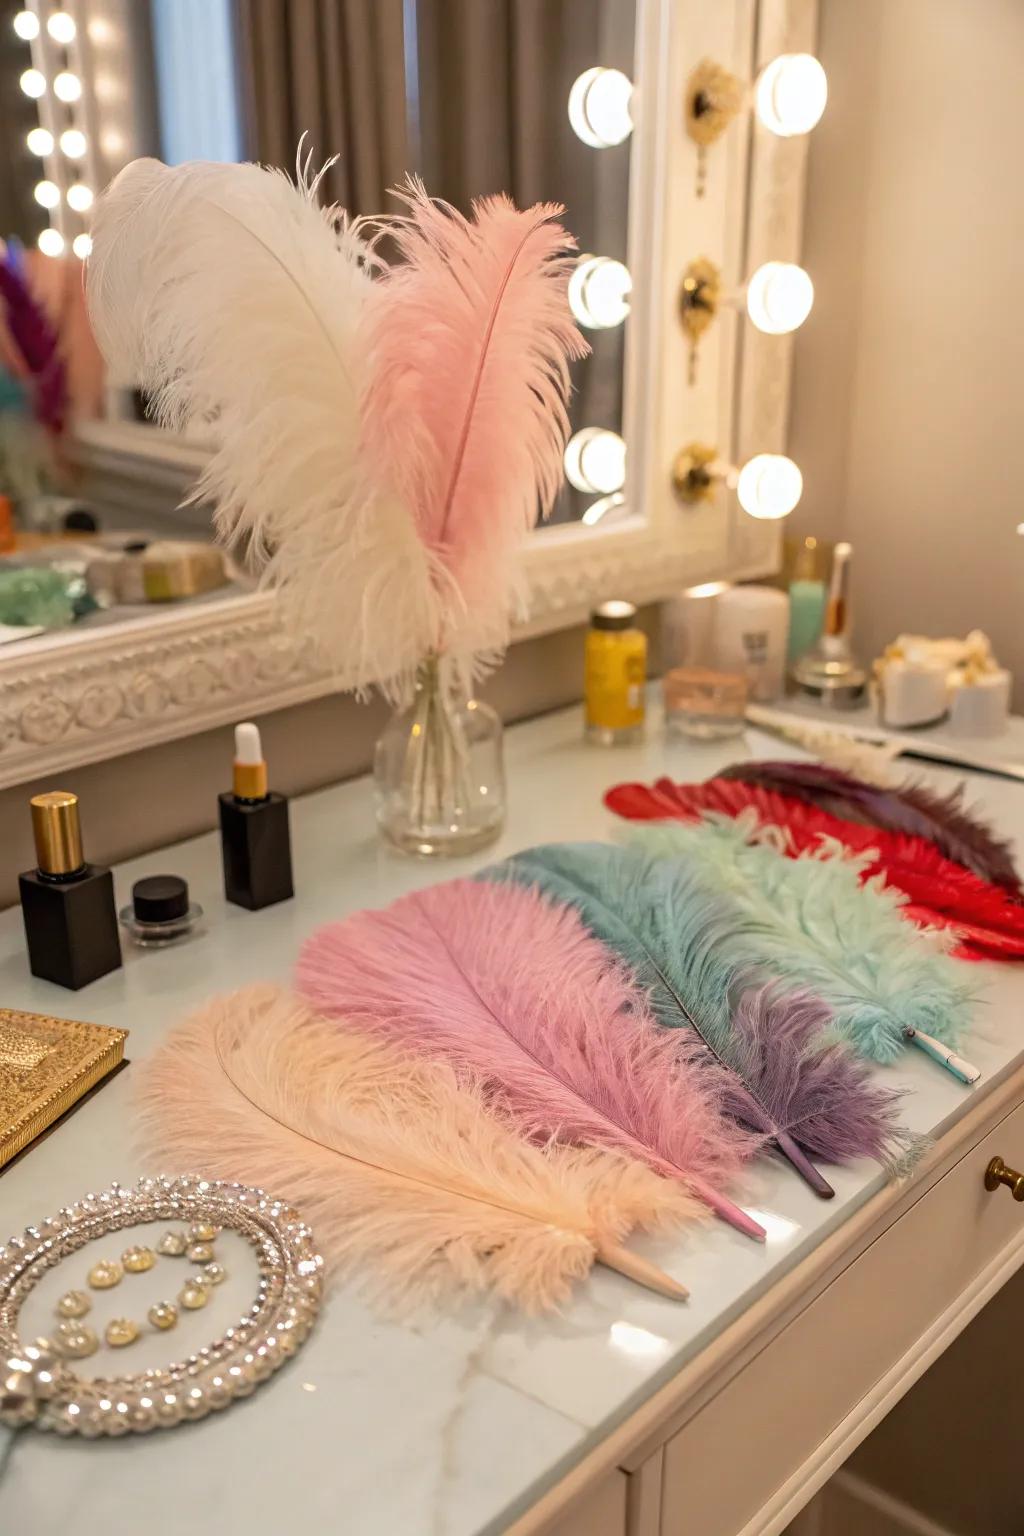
[19,792,122,990]
[218,722,294,911]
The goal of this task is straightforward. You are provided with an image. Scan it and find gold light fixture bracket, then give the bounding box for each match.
[679,257,722,386]
[672,443,721,506]
[685,59,745,197]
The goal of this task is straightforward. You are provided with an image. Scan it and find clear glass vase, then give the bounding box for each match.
[373,656,506,857]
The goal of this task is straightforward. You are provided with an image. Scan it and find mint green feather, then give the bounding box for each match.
[622,818,973,1064]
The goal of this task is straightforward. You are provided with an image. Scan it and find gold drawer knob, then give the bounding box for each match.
[984,1156,1024,1200]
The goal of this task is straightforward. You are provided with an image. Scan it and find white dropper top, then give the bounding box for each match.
[234,722,263,765]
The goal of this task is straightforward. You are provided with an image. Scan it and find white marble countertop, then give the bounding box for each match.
[3,703,1024,1536]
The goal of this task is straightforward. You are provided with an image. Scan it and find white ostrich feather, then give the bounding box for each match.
[745,705,901,787]
[86,155,444,702]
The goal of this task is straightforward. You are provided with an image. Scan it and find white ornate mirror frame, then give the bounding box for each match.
[0,0,815,789]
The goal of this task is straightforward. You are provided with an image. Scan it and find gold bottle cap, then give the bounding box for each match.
[30,791,85,877]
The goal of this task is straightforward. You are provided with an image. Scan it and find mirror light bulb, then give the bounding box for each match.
[736,454,803,520]
[60,128,87,159]
[581,491,627,528]
[569,256,632,330]
[47,11,76,43]
[756,54,827,137]
[746,262,814,334]
[34,180,60,210]
[564,428,627,495]
[27,127,54,156]
[13,10,39,39]
[568,67,633,149]
[53,70,81,102]
[72,232,92,259]
[38,228,65,257]
[66,183,93,212]
[20,67,46,98]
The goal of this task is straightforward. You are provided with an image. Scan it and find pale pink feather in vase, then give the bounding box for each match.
[361,180,590,677]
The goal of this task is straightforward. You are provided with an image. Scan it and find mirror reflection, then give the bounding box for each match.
[0,0,637,653]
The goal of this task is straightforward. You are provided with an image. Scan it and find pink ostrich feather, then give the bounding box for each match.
[297,877,766,1241]
[361,181,589,678]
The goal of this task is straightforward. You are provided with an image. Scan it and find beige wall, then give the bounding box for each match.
[789,0,1024,701]
[0,610,659,910]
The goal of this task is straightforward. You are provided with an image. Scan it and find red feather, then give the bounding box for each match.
[604,778,1024,961]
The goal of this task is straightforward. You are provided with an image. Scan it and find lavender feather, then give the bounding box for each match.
[725,985,912,1170]
[722,761,1021,895]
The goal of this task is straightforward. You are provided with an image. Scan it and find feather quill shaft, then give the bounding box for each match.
[297,878,764,1241]
[621,817,973,1071]
[135,984,694,1313]
[488,845,911,1191]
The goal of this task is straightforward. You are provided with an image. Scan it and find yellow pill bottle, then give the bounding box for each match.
[584,600,647,744]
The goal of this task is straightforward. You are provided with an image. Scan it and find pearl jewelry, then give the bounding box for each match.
[56,1290,90,1319]
[53,1322,98,1359]
[147,1301,178,1331]
[121,1245,155,1273]
[179,1279,208,1311]
[105,1318,140,1348]
[202,1262,227,1286]
[87,1259,122,1290]
[0,1176,322,1437]
[185,1241,214,1264]
[155,1230,187,1257]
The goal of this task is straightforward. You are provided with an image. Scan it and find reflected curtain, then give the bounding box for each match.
[234,0,409,216]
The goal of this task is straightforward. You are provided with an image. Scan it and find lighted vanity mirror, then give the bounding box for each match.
[0,0,806,786]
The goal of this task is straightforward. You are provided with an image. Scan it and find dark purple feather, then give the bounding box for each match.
[721,760,1021,896]
[0,256,66,434]
[895,778,1021,897]
[723,984,914,1173]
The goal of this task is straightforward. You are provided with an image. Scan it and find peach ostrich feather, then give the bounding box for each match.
[135,984,695,1315]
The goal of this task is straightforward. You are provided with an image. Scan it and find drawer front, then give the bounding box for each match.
[660,1100,1024,1536]
[548,1471,628,1536]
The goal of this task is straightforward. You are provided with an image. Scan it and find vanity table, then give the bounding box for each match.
[1,702,1023,1536]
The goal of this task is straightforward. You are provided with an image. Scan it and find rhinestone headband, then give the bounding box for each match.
[0,1175,323,1437]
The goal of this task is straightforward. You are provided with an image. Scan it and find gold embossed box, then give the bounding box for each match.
[0,1008,127,1170]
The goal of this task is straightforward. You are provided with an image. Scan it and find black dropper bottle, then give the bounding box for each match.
[218,722,294,910]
